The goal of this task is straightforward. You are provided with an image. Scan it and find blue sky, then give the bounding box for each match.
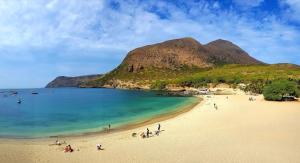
[0,0,300,88]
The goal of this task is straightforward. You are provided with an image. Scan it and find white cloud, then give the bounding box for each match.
[0,0,299,88]
[281,0,300,22]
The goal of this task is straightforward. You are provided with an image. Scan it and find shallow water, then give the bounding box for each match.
[0,88,196,138]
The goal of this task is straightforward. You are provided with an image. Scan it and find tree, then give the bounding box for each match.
[263,80,299,101]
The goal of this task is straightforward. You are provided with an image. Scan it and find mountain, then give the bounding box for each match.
[118,37,262,73]
[81,37,264,88]
[204,39,263,65]
[46,74,102,88]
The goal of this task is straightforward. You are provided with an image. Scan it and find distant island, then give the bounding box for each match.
[46,37,300,99]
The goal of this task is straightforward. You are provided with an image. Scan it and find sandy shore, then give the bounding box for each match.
[0,94,300,163]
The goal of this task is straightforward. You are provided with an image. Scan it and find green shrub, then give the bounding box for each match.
[263,80,299,101]
[244,81,265,94]
[150,81,167,90]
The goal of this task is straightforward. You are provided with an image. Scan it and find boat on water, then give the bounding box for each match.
[17,99,22,104]
[10,91,18,95]
[32,92,38,95]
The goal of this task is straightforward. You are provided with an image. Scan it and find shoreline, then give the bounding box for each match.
[1,94,300,163]
[0,97,201,142]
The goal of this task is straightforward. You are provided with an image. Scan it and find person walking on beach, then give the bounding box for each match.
[158,123,161,131]
[108,124,111,130]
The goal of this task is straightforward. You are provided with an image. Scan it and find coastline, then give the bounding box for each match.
[1,94,300,163]
[0,97,201,141]
[48,97,201,140]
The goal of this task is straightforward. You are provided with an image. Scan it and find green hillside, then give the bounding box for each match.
[174,64,300,86]
[83,64,300,92]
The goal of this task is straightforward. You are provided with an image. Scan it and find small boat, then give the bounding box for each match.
[32,92,38,95]
[10,91,18,96]
[17,99,22,104]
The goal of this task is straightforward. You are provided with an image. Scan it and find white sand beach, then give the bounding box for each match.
[0,94,300,163]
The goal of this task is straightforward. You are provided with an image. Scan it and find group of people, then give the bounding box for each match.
[140,124,161,138]
[59,123,162,153]
[61,142,103,153]
[55,137,104,153]
[249,97,256,101]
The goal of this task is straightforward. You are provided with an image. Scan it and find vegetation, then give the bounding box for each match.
[84,64,300,95]
[150,80,167,90]
[263,80,299,101]
[243,80,265,94]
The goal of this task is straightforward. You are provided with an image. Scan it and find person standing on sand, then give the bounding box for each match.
[158,123,161,131]
[108,124,111,130]
[146,128,150,138]
[214,103,218,110]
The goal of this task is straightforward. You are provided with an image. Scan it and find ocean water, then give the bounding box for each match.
[0,88,196,138]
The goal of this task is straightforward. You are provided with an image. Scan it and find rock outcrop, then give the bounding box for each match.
[46,74,102,88]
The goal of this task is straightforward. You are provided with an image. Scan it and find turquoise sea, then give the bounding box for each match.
[0,88,196,138]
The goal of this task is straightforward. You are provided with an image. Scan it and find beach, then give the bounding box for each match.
[0,94,300,163]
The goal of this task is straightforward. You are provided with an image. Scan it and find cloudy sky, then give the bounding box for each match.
[0,0,300,88]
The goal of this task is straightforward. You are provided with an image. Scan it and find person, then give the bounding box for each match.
[140,132,146,138]
[69,145,74,152]
[146,128,150,138]
[108,124,111,130]
[158,124,161,131]
[56,140,61,146]
[132,133,137,137]
[64,145,70,152]
[155,130,160,136]
[214,103,217,110]
[249,97,253,101]
[96,144,102,150]
[64,145,73,153]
